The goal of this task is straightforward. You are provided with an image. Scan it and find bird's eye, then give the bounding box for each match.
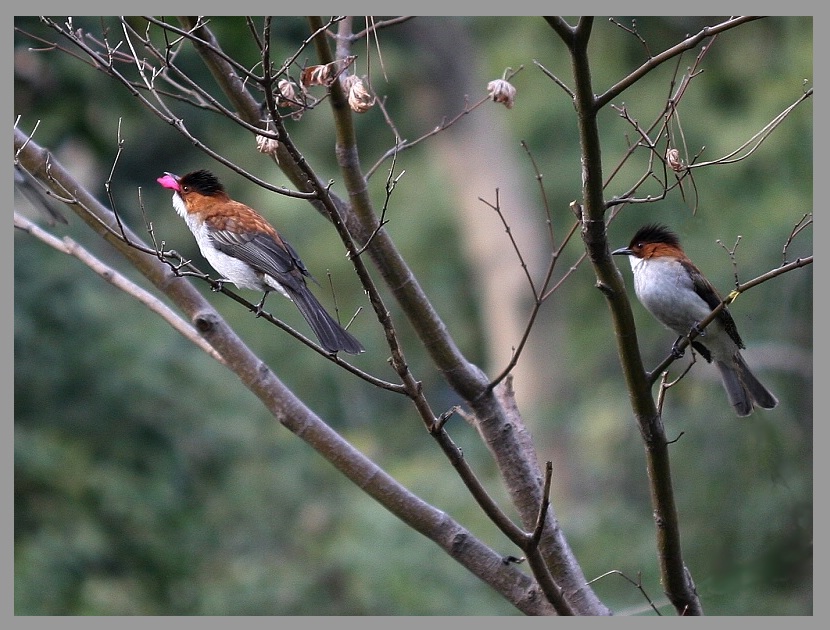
[182,186,189,192]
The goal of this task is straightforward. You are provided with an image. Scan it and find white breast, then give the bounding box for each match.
[630,256,711,335]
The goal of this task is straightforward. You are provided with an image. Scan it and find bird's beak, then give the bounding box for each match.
[157,172,181,191]
[611,246,633,256]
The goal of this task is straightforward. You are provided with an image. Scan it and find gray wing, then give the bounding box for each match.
[209,229,311,292]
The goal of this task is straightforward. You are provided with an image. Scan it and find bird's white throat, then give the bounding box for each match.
[171,193,188,220]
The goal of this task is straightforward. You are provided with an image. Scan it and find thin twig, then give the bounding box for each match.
[14,211,227,364]
[782,213,812,264]
[587,569,662,616]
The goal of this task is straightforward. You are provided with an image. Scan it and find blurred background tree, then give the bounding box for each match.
[14,16,811,615]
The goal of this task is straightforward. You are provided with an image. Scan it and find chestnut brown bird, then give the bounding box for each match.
[613,224,777,417]
[157,169,364,355]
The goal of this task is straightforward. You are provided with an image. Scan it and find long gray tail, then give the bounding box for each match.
[716,353,778,417]
[286,284,364,355]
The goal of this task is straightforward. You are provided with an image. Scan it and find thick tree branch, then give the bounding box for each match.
[551,15,703,614]
[307,16,615,615]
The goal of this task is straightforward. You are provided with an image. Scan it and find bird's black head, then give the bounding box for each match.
[179,170,226,197]
[627,223,680,249]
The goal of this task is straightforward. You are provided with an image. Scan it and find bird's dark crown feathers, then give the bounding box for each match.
[180,170,225,196]
[629,223,681,249]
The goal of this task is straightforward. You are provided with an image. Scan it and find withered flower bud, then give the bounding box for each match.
[487,78,517,109]
[342,74,375,113]
[666,148,684,172]
[256,134,280,156]
[301,64,333,89]
[277,79,298,106]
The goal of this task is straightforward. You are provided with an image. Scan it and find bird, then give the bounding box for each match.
[612,223,777,417]
[157,169,364,355]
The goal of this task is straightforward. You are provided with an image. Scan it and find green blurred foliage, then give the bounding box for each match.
[15,16,811,615]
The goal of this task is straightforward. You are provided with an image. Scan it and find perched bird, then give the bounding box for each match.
[612,223,777,417]
[157,169,364,355]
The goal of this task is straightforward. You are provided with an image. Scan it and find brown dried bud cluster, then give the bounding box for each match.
[666,148,684,172]
[487,78,517,109]
[295,58,369,115]
[341,74,375,113]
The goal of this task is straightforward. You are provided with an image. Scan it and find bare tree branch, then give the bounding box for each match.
[550,18,704,615]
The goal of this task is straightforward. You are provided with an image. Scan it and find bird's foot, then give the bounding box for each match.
[211,278,228,293]
[670,337,686,359]
[253,293,269,317]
